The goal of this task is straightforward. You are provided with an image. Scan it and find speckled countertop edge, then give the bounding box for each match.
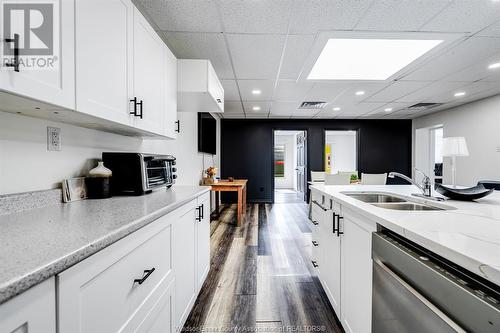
[0,186,210,304]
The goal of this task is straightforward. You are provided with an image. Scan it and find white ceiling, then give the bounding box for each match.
[139,0,500,119]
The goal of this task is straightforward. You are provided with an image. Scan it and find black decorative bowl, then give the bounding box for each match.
[435,183,494,201]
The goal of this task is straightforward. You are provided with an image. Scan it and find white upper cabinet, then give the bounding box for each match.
[0,0,75,110]
[132,7,166,135]
[164,46,178,139]
[0,0,177,138]
[75,0,134,126]
[178,59,224,113]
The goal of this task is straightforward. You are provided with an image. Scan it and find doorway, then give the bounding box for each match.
[415,125,444,184]
[273,130,308,203]
[324,130,358,175]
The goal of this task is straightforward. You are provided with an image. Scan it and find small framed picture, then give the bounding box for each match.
[62,177,87,203]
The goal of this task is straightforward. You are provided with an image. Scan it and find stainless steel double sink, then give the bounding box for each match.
[342,192,453,211]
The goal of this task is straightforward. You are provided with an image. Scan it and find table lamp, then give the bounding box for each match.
[441,137,469,188]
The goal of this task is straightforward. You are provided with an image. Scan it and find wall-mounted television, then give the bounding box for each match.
[198,112,216,155]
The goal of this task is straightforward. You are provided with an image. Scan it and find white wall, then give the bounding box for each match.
[0,111,220,195]
[274,133,296,189]
[325,131,357,174]
[413,94,500,186]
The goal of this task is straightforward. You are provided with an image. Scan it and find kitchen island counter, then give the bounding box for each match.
[310,184,500,286]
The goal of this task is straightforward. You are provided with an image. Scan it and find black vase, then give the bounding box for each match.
[86,177,112,199]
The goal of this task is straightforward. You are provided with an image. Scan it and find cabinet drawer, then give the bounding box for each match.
[58,213,173,333]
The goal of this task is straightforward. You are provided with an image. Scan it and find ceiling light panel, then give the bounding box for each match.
[307,38,443,80]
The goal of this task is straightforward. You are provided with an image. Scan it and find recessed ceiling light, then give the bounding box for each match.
[252,106,261,111]
[355,91,365,96]
[332,107,341,111]
[308,38,443,80]
[252,89,262,95]
[384,107,393,112]
[454,91,466,97]
[488,62,500,69]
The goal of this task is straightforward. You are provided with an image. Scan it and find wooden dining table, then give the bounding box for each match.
[210,179,248,226]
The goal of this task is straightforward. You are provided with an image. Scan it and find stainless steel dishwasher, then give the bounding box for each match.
[372,231,500,333]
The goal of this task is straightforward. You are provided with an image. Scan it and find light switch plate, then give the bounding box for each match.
[47,127,61,151]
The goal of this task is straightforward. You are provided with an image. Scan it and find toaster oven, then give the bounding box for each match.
[102,152,177,195]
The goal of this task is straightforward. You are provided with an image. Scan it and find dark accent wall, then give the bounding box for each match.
[221,119,412,203]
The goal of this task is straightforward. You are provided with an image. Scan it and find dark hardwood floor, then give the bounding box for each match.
[182,202,343,333]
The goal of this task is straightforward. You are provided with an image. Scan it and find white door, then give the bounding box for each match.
[75,0,134,125]
[340,216,374,333]
[196,195,210,290]
[322,209,341,315]
[164,45,177,139]
[132,8,165,135]
[173,204,197,329]
[0,0,75,109]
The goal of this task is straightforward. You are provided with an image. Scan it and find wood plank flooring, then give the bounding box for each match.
[182,202,343,333]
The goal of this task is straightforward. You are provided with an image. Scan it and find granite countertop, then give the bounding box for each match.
[0,185,210,304]
[310,184,500,286]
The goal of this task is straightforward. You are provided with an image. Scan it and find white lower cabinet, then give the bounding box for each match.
[55,192,209,333]
[196,193,211,291]
[173,200,198,330]
[0,278,56,333]
[311,189,376,333]
[340,210,375,333]
[58,212,174,333]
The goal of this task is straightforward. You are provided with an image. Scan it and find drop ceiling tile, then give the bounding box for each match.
[401,37,500,81]
[243,101,271,113]
[336,102,386,117]
[363,102,414,118]
[140,0,221,32]
[224,101,244,113]
[335,82,391,103]
[420,0,500,33]
[443,53,500,82]
[223,113,246,119]
[226,34,286,79]
[221,80,240,101]
[435,81,500,103]
[245,113,269,119]
[355,0,450,31]
[365,81,433,102]
[289,0,373,34]
[237,80,275,101]
[477,19,500,37]
[396,81,465,103]
[279,35,315,80]
[304,83,349,102]
[274,80,313,101]
[268,114,291,119]
[218,0,293,34]
[270,101,301,115]
[164,32,234,79]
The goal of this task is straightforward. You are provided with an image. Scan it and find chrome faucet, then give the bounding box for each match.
[388,169,442,201]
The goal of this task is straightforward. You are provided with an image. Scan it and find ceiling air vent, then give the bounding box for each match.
[299,101,328,109]
[406,102,443,112]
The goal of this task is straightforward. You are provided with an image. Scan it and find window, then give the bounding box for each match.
[274,145,285,177]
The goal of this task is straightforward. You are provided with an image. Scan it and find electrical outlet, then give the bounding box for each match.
[47,127,61,151]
